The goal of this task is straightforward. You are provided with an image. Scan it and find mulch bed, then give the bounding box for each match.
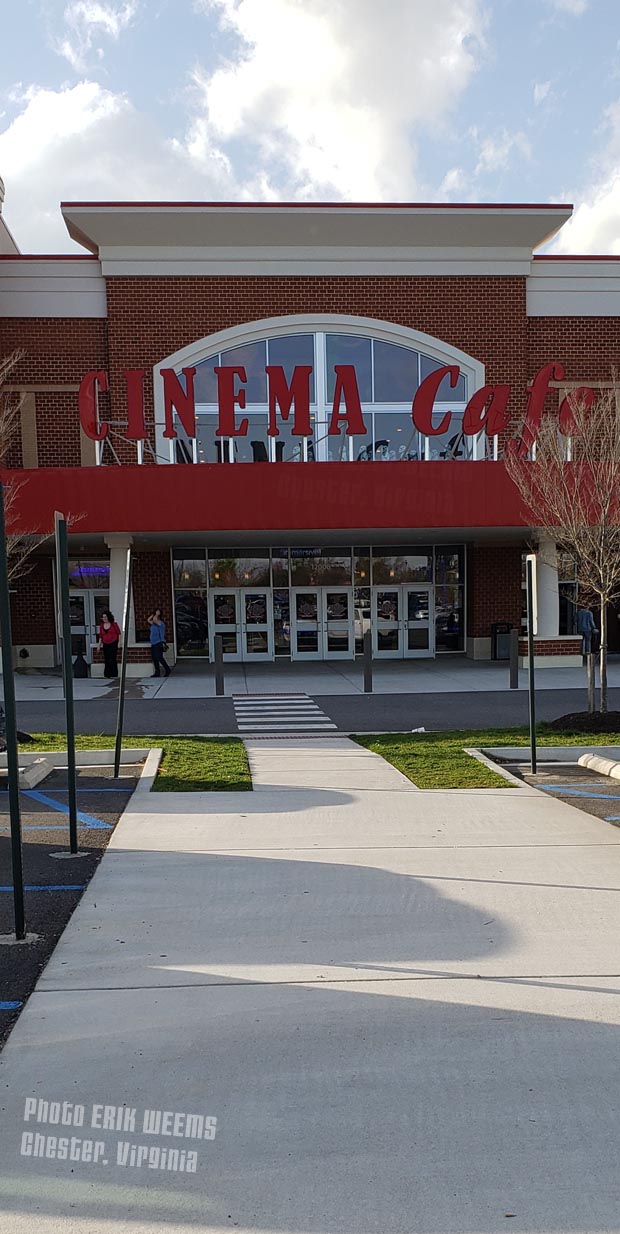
[549,711,620,732]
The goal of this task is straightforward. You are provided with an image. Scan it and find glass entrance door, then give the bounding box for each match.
[404,586,434,658]
[291,588,354,660]
[242,590,273,660]
[69,590,109,663]
[372,585,434,659]
[373,587,402,658]
[209,589,274,661]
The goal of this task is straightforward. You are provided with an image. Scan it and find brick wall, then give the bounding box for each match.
[132,551,173,641]
[527,317,620,380]
[467,544,523,638]
[10,557,56,644]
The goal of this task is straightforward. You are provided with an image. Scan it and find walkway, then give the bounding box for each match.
[1,744,620,1231]
[232,692,337,734]
[8,654,620,699]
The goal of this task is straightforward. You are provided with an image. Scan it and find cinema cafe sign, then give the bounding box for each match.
[79,360,594,456]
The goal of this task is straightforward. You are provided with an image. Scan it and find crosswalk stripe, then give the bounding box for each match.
[233,691,337,735]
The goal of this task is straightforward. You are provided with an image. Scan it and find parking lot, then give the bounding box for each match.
[0,765,139,1047]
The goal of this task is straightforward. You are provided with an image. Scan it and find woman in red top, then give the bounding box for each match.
[98,610,122,678]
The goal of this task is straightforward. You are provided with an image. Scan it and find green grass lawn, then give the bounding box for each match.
[354,725,620,790]
[19,734,252,792]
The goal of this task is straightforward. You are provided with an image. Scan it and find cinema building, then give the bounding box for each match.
[1,190,618,674]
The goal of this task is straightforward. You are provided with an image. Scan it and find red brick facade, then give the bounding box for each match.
[10,557,56,646]
[467,544,523,639]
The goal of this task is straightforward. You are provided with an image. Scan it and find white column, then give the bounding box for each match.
[104,534,135,641]
[535,537,559,638]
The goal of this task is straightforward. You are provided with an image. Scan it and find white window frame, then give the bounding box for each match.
[153,314,485,464]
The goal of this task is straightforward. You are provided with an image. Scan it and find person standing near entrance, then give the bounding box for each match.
[576,606,598,656]
[98,610,122,678]
[148,607,171,677]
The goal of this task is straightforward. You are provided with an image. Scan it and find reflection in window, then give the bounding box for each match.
[267,335,315,401]
[374,341,419,402]
[208,550,270,587]
[373,412,421,461]
[435,584,464,652]
[326,335,372,402]
[290,548,352,586]
[372,549,432,583]
[420,355,467,401]
[172,555,207,589]
[220,341,267,403]
[174,591,209,656]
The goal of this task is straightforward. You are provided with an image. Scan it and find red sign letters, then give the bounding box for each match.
[79,361,593,457]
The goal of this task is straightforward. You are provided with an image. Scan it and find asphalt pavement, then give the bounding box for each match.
[14,685,620,736]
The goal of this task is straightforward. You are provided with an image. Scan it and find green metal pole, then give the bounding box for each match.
[114,552,133,778]
[0,483,25,939]
[54,513,78,853]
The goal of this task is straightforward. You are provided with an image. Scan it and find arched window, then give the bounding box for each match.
[153,315,485,464]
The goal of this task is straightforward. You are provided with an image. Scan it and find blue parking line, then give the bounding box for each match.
[605,816,620,822]
[0,1001,22,1011]
[539,787,620,800]
[23,790,113,829]
[0,885,85,892]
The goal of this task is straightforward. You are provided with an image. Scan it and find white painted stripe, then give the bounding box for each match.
[237,720,335,725]
[232,695,307,701]
[234,701,321,709]
[235,707,322,715]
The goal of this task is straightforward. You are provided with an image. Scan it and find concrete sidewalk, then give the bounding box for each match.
[1,741,620,1232]
[7,654,620,699]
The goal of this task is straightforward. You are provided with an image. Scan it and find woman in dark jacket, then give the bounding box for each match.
[98,610,122,678]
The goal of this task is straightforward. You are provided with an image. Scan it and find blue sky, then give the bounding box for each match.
[1,0,619,252]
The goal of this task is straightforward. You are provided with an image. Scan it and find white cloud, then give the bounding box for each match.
[533,80,552,105]
[0,0,490,250]
[55,1,139,71]
[551,102,620,253]
[545,0,588,14]
[474,128,532,176]
[191,0,488,199]
[0,82,236,251]
[438,167,468,197]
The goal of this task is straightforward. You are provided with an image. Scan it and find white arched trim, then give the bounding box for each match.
[154,312,484,396]
[152,313,485,463]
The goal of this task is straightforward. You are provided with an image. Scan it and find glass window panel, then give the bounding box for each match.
[325,591,350,621]
[326,335,372,402]
[559,583,578,635]
[272,550,290,586]
[354,550,370,583]
[93,595,111,626]
[213,593,237,624]
[372,412,421,461]
[407,591,430,621]
[220,632,238,655]
[172,553,207,589]
[273,409,316,462]
[69,595,86,625]
[425,412,469,461]
[174,591,209,656]
[220,341,267,404]
[420,355,467,400]
[408,628,430,651]
[194,356,218,404]
[354,588,371,653]
[245,630,270,654]
[296,592,319,621]
[273,589,291,656]
[558,551,577,582]
[174,417,194,464]
[373,341,419,402]
[230,414,269,464]
[68,561,110,589]
[375,590,400,622]
[297,630,319,653]
[434,584,464,652]
[372,550,432,583]
[244,593,268,625]
[196,417,229,464]
[209,554,270,586]
[434,546,464,587]
[291,549,351,585]
[377,627,400,652]
[267,335,315,401]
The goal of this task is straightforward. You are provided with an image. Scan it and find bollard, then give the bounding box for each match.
[509,627,519,690]
[214,634,225,697]
[363,629,373,693]
[587,652,596,714]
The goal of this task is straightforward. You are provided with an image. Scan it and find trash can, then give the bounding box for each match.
[491,621,512,660]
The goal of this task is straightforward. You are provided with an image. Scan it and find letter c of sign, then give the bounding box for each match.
[79,371,109,441]
[412,366,460,437]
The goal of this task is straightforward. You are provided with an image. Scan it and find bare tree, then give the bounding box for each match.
[505,384,620,713]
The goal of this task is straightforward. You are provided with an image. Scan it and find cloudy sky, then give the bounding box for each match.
[1,0,619,253]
